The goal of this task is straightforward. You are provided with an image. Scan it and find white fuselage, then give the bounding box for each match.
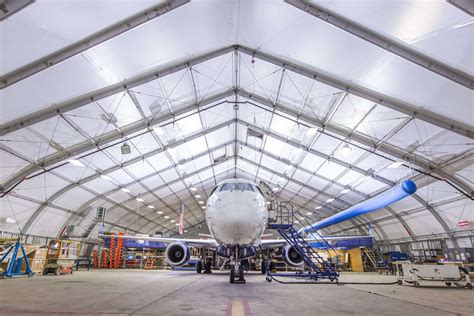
[205,179,268,246]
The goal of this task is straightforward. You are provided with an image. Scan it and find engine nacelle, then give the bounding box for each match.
[165,242,190,266]
[282,244,303,267]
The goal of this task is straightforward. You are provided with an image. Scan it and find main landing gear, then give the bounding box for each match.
[196,260,212,274]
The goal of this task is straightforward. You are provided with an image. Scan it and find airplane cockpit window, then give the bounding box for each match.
[220,183,255,192]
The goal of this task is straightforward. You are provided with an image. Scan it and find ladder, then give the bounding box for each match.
[266,202,339,282]
[113,232,124,269]
[363,247,385,271]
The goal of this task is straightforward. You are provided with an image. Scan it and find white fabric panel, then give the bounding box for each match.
[54,187,96,210]
[355,178,388,195]
[238,101,274,130]
[28,206,70,236]
[436,198,473,231]
[201,103,236,129]
[106,190,130,204]
[403,210,446,235]
[0,150,29,182]
[192,53,234,98]
[311,133,341,156]
[299,152,325,172]
[0,196,38,233]
[0,0,157,73]
[356,106,410,141]
[315,0,473,73]
[316,160,346,180]
[455,165,474,188]
[13,173,69,202]
[53,160,97,182]
[125,160,157,180]
[378,219,411,239]
[416,180,462,205]
[1,55,108,124]
[83,177,116,194]
[388,196,422,213]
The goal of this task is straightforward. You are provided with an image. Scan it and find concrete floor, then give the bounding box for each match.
[0,270,472,315]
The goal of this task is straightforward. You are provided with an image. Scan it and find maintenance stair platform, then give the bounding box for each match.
[266,202,339,283]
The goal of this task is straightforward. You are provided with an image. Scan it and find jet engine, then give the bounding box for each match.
[165,242,190,266]
[282,244,303,266]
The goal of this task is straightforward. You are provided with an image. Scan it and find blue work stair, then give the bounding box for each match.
[266,202,339,282]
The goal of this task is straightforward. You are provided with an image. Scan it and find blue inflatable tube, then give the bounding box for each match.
[303,180,417,233]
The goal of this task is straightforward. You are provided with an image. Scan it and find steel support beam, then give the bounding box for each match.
[0,0,34,21]
[0,0,190,88]
[94,155,236,237]
[235,119,457,243]
[0,89,235,193]
[285,0,474,89]
[236,46,474,138]
[447,0,474,16]
[236,88,474,197]
[20,122,236,235]
[0,45,234,135]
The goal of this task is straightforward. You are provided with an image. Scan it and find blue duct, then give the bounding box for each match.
[303,180,417,233]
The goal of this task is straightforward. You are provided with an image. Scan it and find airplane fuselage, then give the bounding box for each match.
[205,178,268,247]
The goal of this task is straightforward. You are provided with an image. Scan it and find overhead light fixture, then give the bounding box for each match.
[147,205,155,209]
[121,143,131,155]
[184,178,193,185]
[195,195,201,198]
[121,188,130,193]
[153,126,165,135]
[266,201,271,205]
[100,175,112,181]
[136,198,144,202]
[306,212,313,215]
[184,230,188,233]
[300,217,305,220]
[272,187,279,192]
[164,215,170,219]
[315,206,322,210]
[306,127,318,136]
[198,201,204,204]
[157,211,163,214]
[170,220,176,223]
[202,206,206,209]
[175,223,180,226]
[326,198,335,203]
[68,159,85,167]
[340,188,350,194]
[4,217,16,224]
[388,161,404,168]
[190,187,197,191]
[341,143,352,156]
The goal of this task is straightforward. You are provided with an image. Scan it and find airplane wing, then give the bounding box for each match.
[259,235,371,249]
[99,234,218,248]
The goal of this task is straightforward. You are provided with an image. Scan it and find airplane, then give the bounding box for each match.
[100,178,369,284]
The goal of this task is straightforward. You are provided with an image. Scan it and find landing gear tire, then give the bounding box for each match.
[54,267,61,276]
[413,281,420,288]
[230,266,235,284]
[266,276,272,283]
[196,261,202,274]
[445,282,452,287]
[397,280,403,285]
[467,283,472,289]
[204,261,212,273]
[261,260,267,274]
[238,265,245,282]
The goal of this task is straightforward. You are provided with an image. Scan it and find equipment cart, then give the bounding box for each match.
[43,240,80,275]
[395,261,472,289]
